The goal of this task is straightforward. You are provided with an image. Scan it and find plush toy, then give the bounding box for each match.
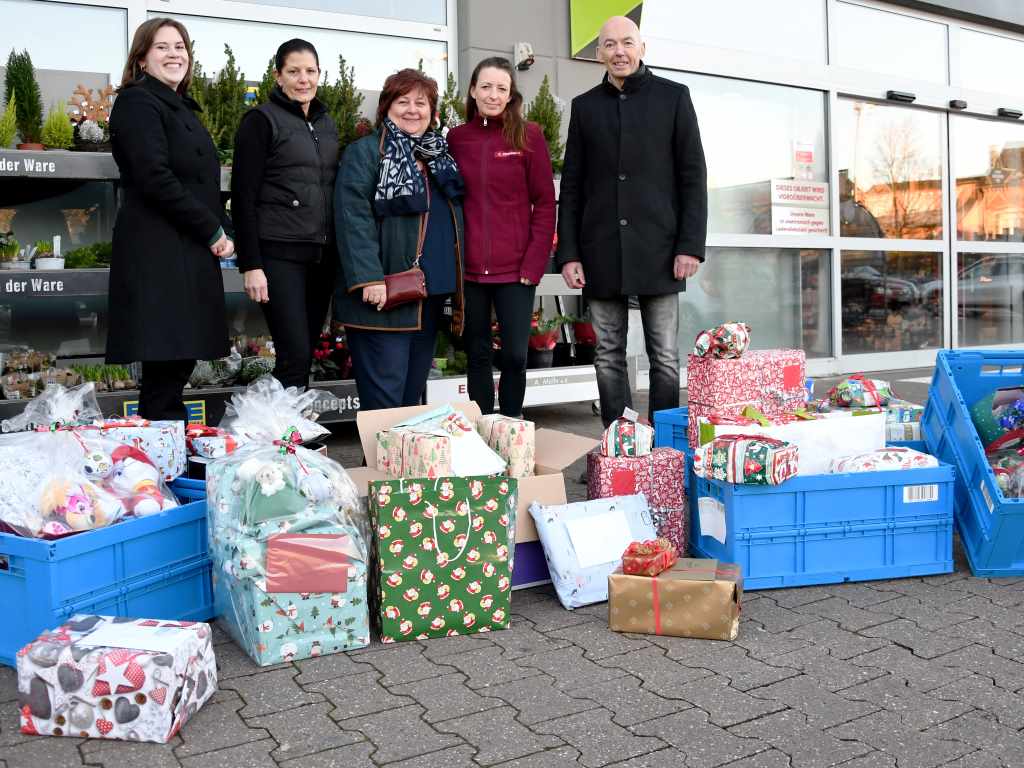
[108,445,177,516]
[81,449,114,480]
[37,478,125,536]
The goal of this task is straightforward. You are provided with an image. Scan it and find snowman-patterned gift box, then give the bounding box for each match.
[17,615,217,743]
[89,418,187,483]
[370,476,518,642]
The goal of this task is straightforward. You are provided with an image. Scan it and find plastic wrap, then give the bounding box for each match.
[206,376,370,665]
[0,383,102,433]
[0,428,179,538]
[189,349,243,388]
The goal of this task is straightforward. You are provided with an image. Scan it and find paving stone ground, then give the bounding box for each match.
[7,369,1024,767]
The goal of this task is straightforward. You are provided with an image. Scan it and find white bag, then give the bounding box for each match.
[528,494,655,609]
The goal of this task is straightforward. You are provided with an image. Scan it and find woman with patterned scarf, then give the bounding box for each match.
[334,68,466,410]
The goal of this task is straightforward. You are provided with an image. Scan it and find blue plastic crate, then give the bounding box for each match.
[656,406,953,588]
[0,480,212,667]
[923,350,1024,577]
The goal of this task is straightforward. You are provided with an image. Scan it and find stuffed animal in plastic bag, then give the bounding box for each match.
[108,445,178,516]
[37,478,125,536]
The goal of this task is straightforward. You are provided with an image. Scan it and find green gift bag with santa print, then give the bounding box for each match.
[369,476,517,643]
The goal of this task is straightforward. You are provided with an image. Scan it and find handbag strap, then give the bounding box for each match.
[413,170,430,269]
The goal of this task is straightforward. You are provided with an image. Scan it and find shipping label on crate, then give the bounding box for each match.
[903,484,939,503]
[981,481,995,513]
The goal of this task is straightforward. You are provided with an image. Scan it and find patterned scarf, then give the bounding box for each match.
[374,118,464,217]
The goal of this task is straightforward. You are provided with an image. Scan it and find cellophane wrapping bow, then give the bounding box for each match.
[206,376,371,664]
[0,382,102,433]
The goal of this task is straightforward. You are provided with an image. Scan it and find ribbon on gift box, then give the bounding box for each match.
[265,533,360,593]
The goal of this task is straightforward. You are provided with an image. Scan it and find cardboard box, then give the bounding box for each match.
[608,558,742,640]
[348,402,596,543]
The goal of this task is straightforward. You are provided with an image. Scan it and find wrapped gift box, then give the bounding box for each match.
[17,615,216,742]
[609,558,742,640]
[693,435,799,485]
[186,425,243,459]
[477,414,535,478]
[600,416,654,457]
[529,494,655,609]
[828,376,893,408]
[650,503,688,555]
[90,418,186,483]
[376,406,505,479]
[687,349,806,413]
[829,446,939,474]
[586,448,686,508]
[694,409,886,476]
[692,322,751,359]
[376,430,454,479]
[622,539,678,576]
[370,476,517,642]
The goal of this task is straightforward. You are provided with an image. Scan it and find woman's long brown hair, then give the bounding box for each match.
[119,18,195,95]
[465,57,526,151]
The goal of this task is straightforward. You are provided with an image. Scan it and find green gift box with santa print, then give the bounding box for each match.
[369,476,517,642]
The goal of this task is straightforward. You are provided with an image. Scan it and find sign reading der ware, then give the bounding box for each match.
[771,179,829,236]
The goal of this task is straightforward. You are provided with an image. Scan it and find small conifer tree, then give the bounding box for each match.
[525,75,564,174]
[4,49,44,145]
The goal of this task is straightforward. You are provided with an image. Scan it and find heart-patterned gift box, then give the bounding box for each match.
[16,615,217,743]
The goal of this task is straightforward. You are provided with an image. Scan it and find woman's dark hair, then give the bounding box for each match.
[119,18,195,95]
[376,68,439,128]
[466,57,526,151]
[275,39,319,72]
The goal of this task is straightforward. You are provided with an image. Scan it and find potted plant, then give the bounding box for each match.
[0,93,16,149]
[41,101,74,151]
[0,231,27,269]
[526,75,565,175]
[571,313,597,365]
[33,238,63,270]
[67,85,115,152]
[528,310,566,368]
[4,50,45,150]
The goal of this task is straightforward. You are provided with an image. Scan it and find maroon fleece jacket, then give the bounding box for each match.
[447,115,556,284]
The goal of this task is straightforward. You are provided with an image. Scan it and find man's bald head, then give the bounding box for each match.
[597,15,645,87]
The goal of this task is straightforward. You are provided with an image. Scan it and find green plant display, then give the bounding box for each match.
[40,101,74,149]
[4,49,44,145]
[70,363,135,390]
[438,72,465,132]
[33,239,52,254]
[0,92,16,149]
[0,232,20,261]
[63,241,112,269]
[255,57,275,104]
[318,55,365,150]
[525,75,564,174]
[191,43,247,156]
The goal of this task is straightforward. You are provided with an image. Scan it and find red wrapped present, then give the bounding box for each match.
[622,538,679,576]
[687,349,806,410]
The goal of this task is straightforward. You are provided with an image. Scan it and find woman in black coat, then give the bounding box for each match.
[107,17,232,421]
[231,38,339,390]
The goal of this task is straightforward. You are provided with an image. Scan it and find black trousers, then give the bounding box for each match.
[258,248,335,390]
[464,280,536,417]
[346,296,446,411]
[139,359,196,422]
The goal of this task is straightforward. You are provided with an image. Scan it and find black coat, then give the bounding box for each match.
[555,65,708,299]
[106,75,229,363]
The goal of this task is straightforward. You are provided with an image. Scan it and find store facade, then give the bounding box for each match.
[2,0,1024,385]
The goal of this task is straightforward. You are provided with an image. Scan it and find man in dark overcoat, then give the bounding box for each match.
[556,15,707,426]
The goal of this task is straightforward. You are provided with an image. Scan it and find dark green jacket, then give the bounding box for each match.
[333,131,465,332]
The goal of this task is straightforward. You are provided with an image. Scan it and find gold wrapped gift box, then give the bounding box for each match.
[608,558,742,641]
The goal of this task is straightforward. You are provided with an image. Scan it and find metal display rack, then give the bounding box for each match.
[0,150,596,424]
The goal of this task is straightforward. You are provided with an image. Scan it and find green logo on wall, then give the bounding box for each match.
[570,0,643,59]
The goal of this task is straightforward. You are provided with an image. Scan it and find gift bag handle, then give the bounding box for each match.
[430,479,473,564]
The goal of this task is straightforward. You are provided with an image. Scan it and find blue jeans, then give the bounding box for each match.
[346,296,445,410]
[589,294,680,427]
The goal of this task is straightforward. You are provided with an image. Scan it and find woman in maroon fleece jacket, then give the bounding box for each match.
[448,57,556,417]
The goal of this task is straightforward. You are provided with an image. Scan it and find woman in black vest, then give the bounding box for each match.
[232,39,340,389]
[107,18,231,421]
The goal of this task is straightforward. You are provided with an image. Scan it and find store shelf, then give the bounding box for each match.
[0,149,232,190]
[0,378,361,424]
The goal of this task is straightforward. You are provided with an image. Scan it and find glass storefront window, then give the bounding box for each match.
[956,253,1024,346]
[832,1,948,85]
[841,250,941,354]
[0,0,126,78]
[230,0,445,25]
[959,29,1024,99]
[161,13,448,90]
[953,115,1024,242]
[836,100,944,240]
[656,71,828,236]
[679,248,831,358]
